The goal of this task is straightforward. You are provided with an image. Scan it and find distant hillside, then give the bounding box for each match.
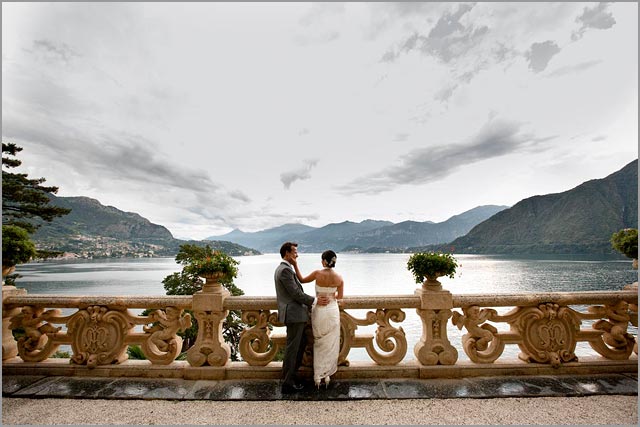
[208,223,317,253]
[294,220,396,252]
[448,160,638,254]
[34,195,173,243]
[207,206,508,253]
[32,195,260,258]
[340,206,509,251]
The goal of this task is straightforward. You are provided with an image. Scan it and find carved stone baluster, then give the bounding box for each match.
[238,310,279,366]
[141,307,192,365]
[10,305,62,362]
[338,310,357,366]
[186,274,230,366]
[336,309,407,366]
[588,300,635,360]
[452,305,504,363]
[369,308,407,365]
[414,283,457,365]
[2,284,26,360]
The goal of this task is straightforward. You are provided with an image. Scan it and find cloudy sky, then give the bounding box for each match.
[2,2,637,240]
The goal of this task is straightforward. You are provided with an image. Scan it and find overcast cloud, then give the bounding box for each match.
[281,159,320,190]
[2,2,637,239]
[526,41,562,73]
[339,118,554,195]
[572,2,617,40]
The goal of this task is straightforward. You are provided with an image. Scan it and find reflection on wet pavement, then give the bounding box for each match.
[3,373,636,401]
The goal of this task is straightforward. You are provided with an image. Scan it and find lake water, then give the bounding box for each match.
[12,253,638,362]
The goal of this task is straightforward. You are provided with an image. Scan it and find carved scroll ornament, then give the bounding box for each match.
[338,309,407,366]
[10,305,62,362]
[588,301,635,360]
[239,310,281,366]
[452,305,504,363]
[141,307,192,365]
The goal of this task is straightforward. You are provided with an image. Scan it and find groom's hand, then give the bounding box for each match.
[317,295,330,306]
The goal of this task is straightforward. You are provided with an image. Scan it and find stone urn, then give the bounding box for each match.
[422,273,446,291]
[200,272,226,293]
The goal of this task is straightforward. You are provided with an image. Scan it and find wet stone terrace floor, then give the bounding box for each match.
[2,373,637,401]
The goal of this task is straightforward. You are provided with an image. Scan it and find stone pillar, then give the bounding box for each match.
[186,275,231,366]
[2,285,26,361]
[414,279,458,365]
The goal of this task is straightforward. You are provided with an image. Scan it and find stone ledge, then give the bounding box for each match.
[3,356,637,381]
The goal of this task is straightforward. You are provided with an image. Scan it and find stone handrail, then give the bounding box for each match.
[2,275,638,379]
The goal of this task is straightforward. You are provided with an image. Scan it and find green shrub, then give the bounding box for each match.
[127,344,147,360]
[611,228,638,259]
[407,252,459,283]
[2,225,37,267]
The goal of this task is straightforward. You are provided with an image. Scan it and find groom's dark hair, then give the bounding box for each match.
[280,242,298,258]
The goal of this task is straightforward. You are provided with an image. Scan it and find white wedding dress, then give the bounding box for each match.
[311,285,340,386]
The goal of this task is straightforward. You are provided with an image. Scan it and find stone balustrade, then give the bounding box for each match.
[2,279,638,380]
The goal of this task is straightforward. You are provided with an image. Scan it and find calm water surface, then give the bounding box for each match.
[13,253,638,361]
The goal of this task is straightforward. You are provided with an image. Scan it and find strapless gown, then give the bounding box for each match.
[311,285,340,385]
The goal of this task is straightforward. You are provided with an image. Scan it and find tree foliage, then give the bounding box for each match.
[162,243,245,360]
[2,225,37,267]
[611,228,638,259]
[2,142,71,233]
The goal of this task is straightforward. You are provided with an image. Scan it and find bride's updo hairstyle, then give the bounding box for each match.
[321,250,337,268]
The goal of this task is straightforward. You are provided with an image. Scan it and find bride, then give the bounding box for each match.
[292,250,344,388]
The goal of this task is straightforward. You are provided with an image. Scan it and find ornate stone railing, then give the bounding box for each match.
[2,276,638,380]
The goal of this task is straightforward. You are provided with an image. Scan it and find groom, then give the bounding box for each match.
[275,242,328,393]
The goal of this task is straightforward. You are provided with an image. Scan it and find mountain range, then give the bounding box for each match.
[32,195,260,258]
[447,159,638,254]
[30,159,637,257]
[206,205,509,253]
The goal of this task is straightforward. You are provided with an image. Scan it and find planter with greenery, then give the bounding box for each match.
[611,228,638,269]
[183,247,239,290]
[2,225,37,277]
[155,244,245,361]
[407,251,459,290]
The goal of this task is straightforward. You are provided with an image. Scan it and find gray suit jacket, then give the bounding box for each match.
[274,261,315,324]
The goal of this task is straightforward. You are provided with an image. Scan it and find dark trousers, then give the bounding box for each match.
[282,321,307,386]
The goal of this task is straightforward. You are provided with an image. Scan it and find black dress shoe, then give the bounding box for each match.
[281,382,305,394]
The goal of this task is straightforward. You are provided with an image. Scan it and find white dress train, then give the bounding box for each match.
[311,285,340,385]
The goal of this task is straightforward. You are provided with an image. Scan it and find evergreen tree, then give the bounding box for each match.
[2,142,71,233]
